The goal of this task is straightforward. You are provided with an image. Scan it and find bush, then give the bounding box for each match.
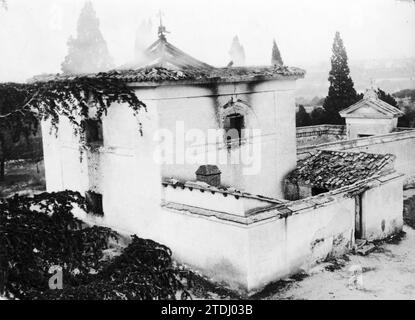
[0,191,189,300]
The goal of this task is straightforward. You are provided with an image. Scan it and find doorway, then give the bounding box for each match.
[355,194,363,239]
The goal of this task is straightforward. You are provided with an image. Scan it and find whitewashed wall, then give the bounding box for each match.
[159,173,403,293]
[346,117,398,139]
[40,79,405,294]
[156,79,297,199]
[362,175,404,240]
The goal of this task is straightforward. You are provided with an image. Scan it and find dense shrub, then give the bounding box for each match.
[0,191,189,300]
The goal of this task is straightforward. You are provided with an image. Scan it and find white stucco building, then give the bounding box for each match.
[340,88,404,139]
[40,29,409,294]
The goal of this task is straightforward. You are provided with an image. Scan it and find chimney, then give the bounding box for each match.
[195,165,221,187]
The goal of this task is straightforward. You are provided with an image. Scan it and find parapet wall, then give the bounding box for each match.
[296,125,346,147]
[162,179,283,218]
[160,171,403,293]
[297,129,415,184]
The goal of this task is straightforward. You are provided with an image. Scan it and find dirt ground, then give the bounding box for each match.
[263,189,415,300]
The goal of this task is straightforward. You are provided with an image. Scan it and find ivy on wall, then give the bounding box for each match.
[0,73,146,151]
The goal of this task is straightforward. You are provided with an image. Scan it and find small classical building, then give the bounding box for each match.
[340,88,404,139]
[40,27,406,294]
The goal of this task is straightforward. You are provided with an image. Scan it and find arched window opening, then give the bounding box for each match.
[224,113,244,146]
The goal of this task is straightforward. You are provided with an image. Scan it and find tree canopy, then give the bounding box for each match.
[296,105,311,127]
[61,1,114,74]
[323,31,358,124]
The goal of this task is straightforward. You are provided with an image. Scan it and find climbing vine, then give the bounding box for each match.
[0,73,146,153]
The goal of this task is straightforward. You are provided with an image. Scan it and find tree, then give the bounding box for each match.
[0,74,146,180]
[61,1,114,74]
[377,88,398,107]
[296,105,311,127]
[398,106,415,128]
[323,31,358,124]
[229,36,245,66]
[271,39,283,66]
[0,85,38,181]
[310,107,328,125]
[393,89,415,100]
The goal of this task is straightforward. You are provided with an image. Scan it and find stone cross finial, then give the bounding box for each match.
[364,88,378,100]
[364,79,378,99]
[157,10,169,40]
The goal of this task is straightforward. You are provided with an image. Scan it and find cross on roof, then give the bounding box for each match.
[364,78,378,99]
[157,10,169,40]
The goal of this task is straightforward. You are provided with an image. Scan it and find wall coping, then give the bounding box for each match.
[161,171,404,226]
[162,178,286,204]
[296,124,346,132]
[297,128,415,157]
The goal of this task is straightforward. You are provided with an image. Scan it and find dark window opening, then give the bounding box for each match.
[355,194,363,239]
[83,119,103,145]
[312,187,329,196]
[224,113,244,146]
[85,191,104,216]
[357,134,373,138]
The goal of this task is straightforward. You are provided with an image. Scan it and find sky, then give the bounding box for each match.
[0,0,414,82]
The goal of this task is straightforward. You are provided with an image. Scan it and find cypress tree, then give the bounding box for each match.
[271,39,283,66]
[377,88,398,107]
[296,105,312,127]
[61,1,114,74]
[229,36,246,66]
[323,31,358,124]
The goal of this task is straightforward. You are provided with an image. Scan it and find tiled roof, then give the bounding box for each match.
[340,89,403,119]
[35,65,305,85]
[33,36,305,85]
[287,150,395,189]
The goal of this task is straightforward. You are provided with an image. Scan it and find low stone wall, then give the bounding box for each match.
[159,171,403,293]
[162,181,281,217]
[296,125,346,147]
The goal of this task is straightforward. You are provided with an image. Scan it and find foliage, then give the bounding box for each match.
[0,74,146,153]
[323,31,358,124]
[296,105,312,127]
[61,1,114,74]
[229,36,245,66]
[0,83,40,179]
[271,39,284,66]
[0,191,189,300]
[398,105,415,128]
[393,88,415,100]
[376,88,398,107]
[310,107,328,125]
